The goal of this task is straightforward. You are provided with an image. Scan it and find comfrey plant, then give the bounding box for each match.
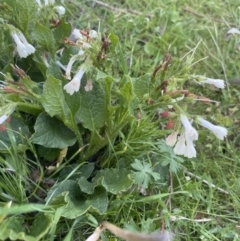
[0,0,228,240]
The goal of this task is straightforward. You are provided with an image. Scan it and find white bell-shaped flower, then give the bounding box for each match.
[54,6,66,16]
[11,32,35,58]
[85,227,103,241]
[72,29,83,40]
[17,33,36,55]
[0,115,8,125]
[173,133,186,155]
[184,135,197,158]
[63,65,85,95]
[180,115,198,141]
[166,131,178,147]
[202,78,225,89]
[197,117,227,140]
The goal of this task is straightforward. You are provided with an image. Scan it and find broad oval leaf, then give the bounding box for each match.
[31,112,76,148]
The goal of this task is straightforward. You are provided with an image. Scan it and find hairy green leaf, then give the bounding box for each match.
[79,168,133,194]
[63,185,108,219]
[0,213,53,241]
[77,81,107,131]
[0,30,13,69]
[41,75,70,119]
[132,74,151,100]
[4,0,38,32]
[31,112,76,148]
[46,61,64,80]
[100,168,133,194]
[53,18,72,45]
[28,213,53,239]
[33,23,56,55]
[47,180,108,219]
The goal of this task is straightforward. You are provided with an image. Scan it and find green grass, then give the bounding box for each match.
[68,0,240,240]
[1,0,240,240]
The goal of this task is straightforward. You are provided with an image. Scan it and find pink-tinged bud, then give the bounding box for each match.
[161,111,169,118]
[166,120,174,129]
[0,124,6,132]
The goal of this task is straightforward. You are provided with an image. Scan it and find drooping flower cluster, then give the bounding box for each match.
[166,115,198,158]
[11,32,36,58]
[57,28,99,95]
[166,115,227,158]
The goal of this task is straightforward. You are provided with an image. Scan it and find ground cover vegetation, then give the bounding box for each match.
[0,0,239,240]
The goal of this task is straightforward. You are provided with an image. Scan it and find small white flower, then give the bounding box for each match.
[173,133,186,155]
[35,0,42,7]
[63,66,85,95]
[166,131,178,147]
[202,78,225,89]
[17,33,35,55]
[65,50,85,80]
[78,49,85,56]
[90,30,98,38]
[82,42,91,48]
[180,115,198,141]
[65,56,77,80]
[184,135,197,158]
[12,32,35,58]
[12,33,28,58]
[72,29,83,40]
[85,227,103,241]
[84,79,93,92]
[0,115,8,125]
[227,28,240,35]
[54,6,65,16]
[197,117,227,140]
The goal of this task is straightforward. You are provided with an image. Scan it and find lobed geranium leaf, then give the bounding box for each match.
[131,159,160,188]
